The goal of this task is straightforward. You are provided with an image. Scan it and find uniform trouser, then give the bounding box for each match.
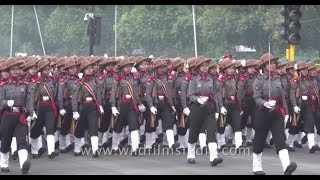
[217,103,241,134]
[175,103,189,136]
[285,102,293,129]
[253,109,286,154]
[143,101,155,133]
[30,103,56,138]
[74,103,99,138]
[301,100,318,134]
[156,100,174,132]
[99,99,112,133]
[114,102,139,133]
[313,103,320,135]
[60,102,73,136]
[188,103,217,144]
[241,97,256,129]
[0,112,28,153]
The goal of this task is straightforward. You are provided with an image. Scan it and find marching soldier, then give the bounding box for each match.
[288,61,319,153]
[72,58,104,157]
[57,59,79,153]
[0,61,10,154]
[146,57,176,149]
[186,56,223,166]
[30,59,60,159]
[237,59,258,146]
[110,57,145,155]
[252,53,295,175]
[0,59,35,174]
[216,58,243,151]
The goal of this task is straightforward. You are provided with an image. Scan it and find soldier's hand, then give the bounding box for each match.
[99,106,104,114]
[7,100,14,108]
[240,111,244,116]
[264,101,274,109]
[215,113,219,120]
[293,106,300,114]
[59,109,67,116]
[220,107,227,115]
[73,112,80,120]
[32,111,38,120]
[150,106,157,115]
[183,107,190,116]
[138,104,146,112]
[284,115,289,125]
[197,96,208,105]
[26,116,32,122]
[172,106,176,112]
[111,107,120,116]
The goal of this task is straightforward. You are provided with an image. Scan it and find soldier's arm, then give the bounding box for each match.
[26,84,35,115]
[146,80,155,108]
[110,80,118,107]
[71,82,81,112]
[180,81,188,109]
[133,79,142,106]
[253,78,266,107]
[57,81,66,110]
[214,80,222,110]
[237,79,246,104]
[289,80,298,107]
[188,78,197,103]
[95,77,103,106]
[215,82,224,109]
[167,82,174,106]
[0,85,8,110]
[281,82,288,115]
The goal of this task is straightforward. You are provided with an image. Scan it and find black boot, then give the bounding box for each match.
[48,151,59,159]
[12,151,18,160]
[284,162,297,175]
[21,161,31,174]
[309,145,318,154]
[187,158,196,164]
[253,171,266,175]
[210,157,223,166]
[1,167,10,173]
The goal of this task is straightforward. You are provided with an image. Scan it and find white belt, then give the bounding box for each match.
[12,107,21,112]
[42,96,49,101]
[125,95,132,98]
[301,96,308,100]
[85,97,93,102]
[158,96,165,100]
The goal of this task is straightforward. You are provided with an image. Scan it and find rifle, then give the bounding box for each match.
[58,84,69,128]
[150,80,157,128]
[110,85,120,129]
[292,75,301,127]
[70,83,83,133]
[219,83,226,128]
[32,84,41,130]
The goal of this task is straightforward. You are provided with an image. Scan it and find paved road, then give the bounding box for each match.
[2,145,319,175]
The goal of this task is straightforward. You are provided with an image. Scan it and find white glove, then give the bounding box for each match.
[138,104,146,112]
[240,111,244,116]
[78,73,83,79]
[150,106,157,115]
[183,107,190,116]
[197,96,208,105]
[73,112,80,120]
[269,100,276,106]
[172,106,176,112]
[264,101,276,109]
[215,113,219,120]
[59,109,66,116]
[26,116,32,122]
[99,106,104,114]
[284,115,289,124]
[293,106,300,114]
[111,107,120,116]
[220,107,227,115]
[7,100,14,108]
[32,111,37,120]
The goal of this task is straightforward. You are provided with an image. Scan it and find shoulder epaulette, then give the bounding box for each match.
[240,74,248,81]
[32,76,40,84]
[133,73,140,80]
[291,77,299,84]
[52,75,59,80]
[99,74,106,80]
[168,71,175,81]
[184,73,192,82]
[147,76,155,83]
[60,76,67,83]
[114,75,124,82]
[218,74,225,82]
[0,80,9,87]
[21,78,29,85]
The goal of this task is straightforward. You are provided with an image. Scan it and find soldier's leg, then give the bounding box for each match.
[270,110,297,175]
[187,103,205,163]
[59,103,73,152]
[112,103,126,152]
[30,106,45,158]
[245,100,255,146]
[0,113,16,172]
[10,136,17,160]
[99,102,111,146]
[44,104,58,158]
[216,114,227,150]
[144,101,156,150]
[159,101,175,148]
[87,104,99,157]
[230,104,243,149]
[205,109,223,166]
[14,121,31,174]
[302,102,317,153]
[74,107,87,155]
[198,122,207,150]
[314,104,320,148]
[127,104,139,154]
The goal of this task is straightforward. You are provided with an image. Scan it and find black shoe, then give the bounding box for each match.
[93,150,100,158]
[187,158,196,164]
[202,146,208,154]
[174,135,178,142]
[55,141,59,150]
[131,150,138,156]
[284,162,297,175]
[264,143,271,149]
[140,134,146,143]
[246,142,253,146]
[227,139,233,144]
[294,141,303,148]
[1,167,10,173]
[301,135,308,144]
[111,149,119,155]
[74,152,82,156]
[32,154,39,159]
[48,151,59,159]
[21,161,31,174]
[12,151,18,160]
[270,138,274,146]
[210,157,223,166]
[38,147,46,157]
[156,137,163,144]
[287,146,296,152]
[253,171,266,175]
[309,145,317,154]
[102,139,112,149]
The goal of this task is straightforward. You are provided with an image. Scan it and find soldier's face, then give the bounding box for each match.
[84,65,93,75]
[10,66,20,77]
[41,66,51,76]
[265,62,276,73]
[157,66,166,74]
[68,66,77,75]
[276,67,285,75]
[28,66,37,76]
[1,71,9,79]
[209,67,217,75]
[225,66,235,75]
[104,63,113,72]
[138,61,148,72]
[59,66,66,73]
[286,68,294,75]
[19,69,26,76]
[309,68,317,77]
[199,62,208,73]
[122,65,132,74]
[247,67,255,74]
[93,64,99,72]
[300,68,308,76]
[176,64,184,72]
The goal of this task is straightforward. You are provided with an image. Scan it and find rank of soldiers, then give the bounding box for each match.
[0,54,319,175]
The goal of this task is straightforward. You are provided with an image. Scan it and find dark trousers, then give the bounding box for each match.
[217,103,241,134]
[156,100,174,132]
[74,103,99,138]
[143,101,156,133]
[114,102,139,133]
[313,103,320,135]
[30,103,56,139]
[253,109,286,154]
[241,97,256,129]
[99,99,111,133]
[175,102,189,136]
[0,112,28,153]
[60,102,73,136]
[188,103,217,144]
